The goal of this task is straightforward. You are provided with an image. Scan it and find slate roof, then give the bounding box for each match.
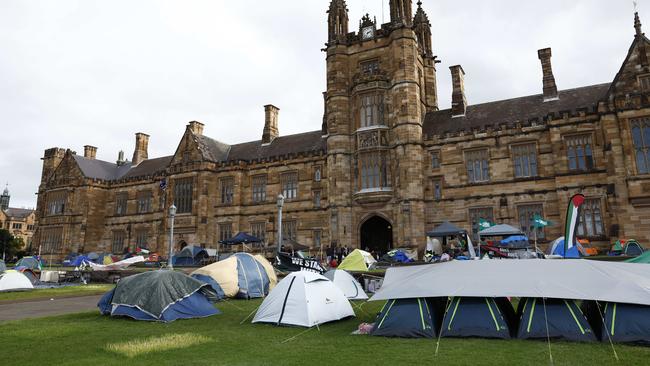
[196,135,230,162]
[73,155,132,181]
[226,130,326,162]
[4,207,35,219]
[423,83,611,137]
[122,156,173,179]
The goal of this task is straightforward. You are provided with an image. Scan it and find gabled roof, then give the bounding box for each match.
[3,207,34,219]
[226,130,326,162]
[196,135,230,162]
[122,156,173,179]
[72,155,132,181]
[423,83,610,137]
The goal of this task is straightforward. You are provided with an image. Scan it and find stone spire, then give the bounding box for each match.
[390,0,413,27]
[327,0,349,44]
[0,184,9,211]
[413,1,433,56]
[635,11,644,37]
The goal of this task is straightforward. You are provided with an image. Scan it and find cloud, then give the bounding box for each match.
[0,0,640,208]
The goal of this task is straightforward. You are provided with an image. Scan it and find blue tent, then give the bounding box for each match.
[14,256,42,271]
[441,297,514,339]
[517,298,595,342]
[381,249,412,263]
[98,270,220,322]
[549,238,582,258]
[371,298,445,338]
[172,245,209,266]
[191,253,274,299]
[601,302,650,344]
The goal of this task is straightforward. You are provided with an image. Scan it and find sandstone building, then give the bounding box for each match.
[0,187,36,250]
[35,1,650,258]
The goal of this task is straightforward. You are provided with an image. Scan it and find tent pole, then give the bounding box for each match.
[596,302,619,362]
[542,297,553,365]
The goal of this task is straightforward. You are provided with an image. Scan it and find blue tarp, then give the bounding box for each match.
[382,250,412,263]
[517,298,595,342]
[441,297,513,339]
[98,288,220,322]
[371,298,438,338]
[219,232,263,245]
[499,235,530,248]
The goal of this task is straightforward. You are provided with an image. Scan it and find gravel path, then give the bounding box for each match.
[0,295,102,322]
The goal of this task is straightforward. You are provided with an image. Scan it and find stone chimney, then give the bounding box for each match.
[83,145,97,160]
[132,133,149,166]
[262,104,280,144]
[188,121,204,135]
[538,48,559,101]
[450,65,467,117]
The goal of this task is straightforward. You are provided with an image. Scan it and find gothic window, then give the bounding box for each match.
[565,134,594,171]
[431,151,441,169]
[359,93,384,128]
[469,207,494,240]
[252,175,267,203]
[12,223,22,230]
[282,220,298,241]
[639,75,650,91]
[512,143,538,178]
[220,177,234,205]
[135,229,148,248]
[631,118,650,174]
[432,179,442,201]
[313,229,322,248]
[314,166,322,182]
[42,227,63,252]
[577,198,605,237]
[518,204,545,239]
[281,172,298,200]
[136,191,152,214]
[360,59,379,75]
[313,190,321,208]
[358,151,390,190]
[47,191,66,216]
[115,192,127,216]
[173,177,193,214]
[112,231,126,254]
[465,149,490,183]
[250,222,266,243]
[219,223,233,242]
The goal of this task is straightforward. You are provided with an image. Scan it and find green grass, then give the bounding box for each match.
[0,299,649,366]
[0,284,113,303]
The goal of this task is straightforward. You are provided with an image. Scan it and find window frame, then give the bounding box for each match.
[173,177,194,214]
[313,190,322,208]
[564,133,595,172]
[112,230,126,254]
[219,222,233,242]
[469,207,495,240]
[251,174,267,203]
[250,222,266,244]
[136,190,152,214]
[282,220,298,242]
[280,172,299,200]
[432,178,443,201]
[220,177,235,205]
[517,203,545,240]
[577,198,606,238]
[464,149,490,184]
[511,142,539,178]
[431,151,441,170]
[359,92,385,128]
[630,117,650,175]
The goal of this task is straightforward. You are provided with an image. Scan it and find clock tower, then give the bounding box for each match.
[324,0,438,253]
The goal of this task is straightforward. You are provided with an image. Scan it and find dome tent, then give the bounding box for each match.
[440,297,514,339]
[323,269,368,300]
[0,270,34,292]
[98,270,220,322]
[371,298,443,338]
[517,298,596,342]
[191,253,276,299]
[600,302,650,344]
[14,256,42,271]
[252,271,354,327]
[338,249,377,271]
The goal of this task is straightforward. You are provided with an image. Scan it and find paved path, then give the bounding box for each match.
[0,295,102,322]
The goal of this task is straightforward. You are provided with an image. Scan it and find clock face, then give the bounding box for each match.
[362,27,374,40]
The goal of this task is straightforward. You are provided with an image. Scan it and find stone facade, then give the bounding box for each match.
[0,188,36,250]
[34,2,650,258]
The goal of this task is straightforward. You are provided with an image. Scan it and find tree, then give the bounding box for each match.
[0,229,22,261]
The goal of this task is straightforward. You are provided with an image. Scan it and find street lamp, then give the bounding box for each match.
[168,204,177,270]
[276,194,284,256]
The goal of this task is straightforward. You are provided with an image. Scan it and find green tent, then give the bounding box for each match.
[338,249,376,272]
[625,251,650,263]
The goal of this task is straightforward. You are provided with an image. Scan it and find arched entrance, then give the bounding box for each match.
[360,216,393,256]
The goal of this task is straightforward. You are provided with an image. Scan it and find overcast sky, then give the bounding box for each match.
[0,0,642,208]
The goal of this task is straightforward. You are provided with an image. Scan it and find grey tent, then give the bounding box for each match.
[479,224,524,237]
[427,221,467,237]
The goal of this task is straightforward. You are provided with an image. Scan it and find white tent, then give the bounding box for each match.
[252,271,354,327]
[478,224,523,237]
[369,260,650,306]
[323,269,368,300]
[0,270,34,292]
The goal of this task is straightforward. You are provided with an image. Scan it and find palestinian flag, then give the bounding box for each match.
[564,194,585,257]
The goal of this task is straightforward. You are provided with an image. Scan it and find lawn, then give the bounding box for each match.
[0,284,113,303]
[0,298,649,366]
